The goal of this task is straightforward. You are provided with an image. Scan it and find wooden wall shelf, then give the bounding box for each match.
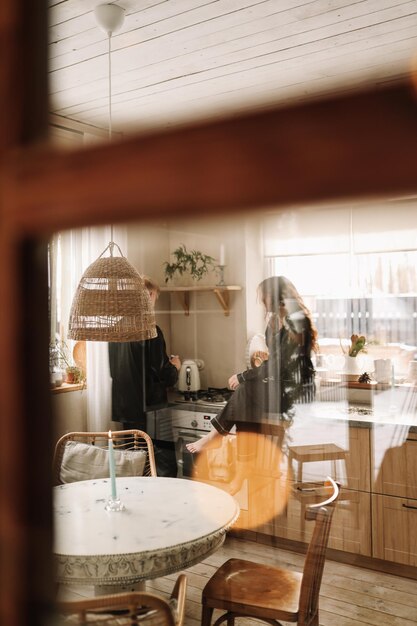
[160,285,242,316]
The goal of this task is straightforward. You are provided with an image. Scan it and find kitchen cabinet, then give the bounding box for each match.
[195,402,417,570]
[253,483,372,557]
[233,419,372,557]
[372,494,417,566]
[160,285,242,316]
[229,412,417,570]
[371,426,417,566]
[372,428,417,499]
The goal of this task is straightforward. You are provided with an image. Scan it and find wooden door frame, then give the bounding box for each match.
[1,2,417,624]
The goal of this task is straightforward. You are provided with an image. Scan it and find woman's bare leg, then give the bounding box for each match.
[228,460,253,495]
[186,429,223,453]
[227,431,254,494]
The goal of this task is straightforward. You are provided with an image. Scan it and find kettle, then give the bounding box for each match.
[178,359,202,400]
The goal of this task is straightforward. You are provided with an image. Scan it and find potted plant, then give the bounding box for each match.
[64,365,83,384]
[341,334,367,381]
[347,334,367,357]
[163,244,216,284]
[49,340,85,386]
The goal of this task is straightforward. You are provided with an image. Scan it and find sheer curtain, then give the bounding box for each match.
[61,225,127,431]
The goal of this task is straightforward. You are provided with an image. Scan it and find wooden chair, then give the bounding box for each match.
[201,477,339,626]
[53,429,157,486]
[56,574,187,626]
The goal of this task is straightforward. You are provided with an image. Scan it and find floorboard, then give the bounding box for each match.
[58,535,417,625]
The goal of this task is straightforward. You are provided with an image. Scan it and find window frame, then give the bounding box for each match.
[2,3,417,623]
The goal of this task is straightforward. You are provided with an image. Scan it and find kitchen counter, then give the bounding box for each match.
[168,387,416,429]
[227,392,417,570]
[166,389,417,571]
[293,392,417,431]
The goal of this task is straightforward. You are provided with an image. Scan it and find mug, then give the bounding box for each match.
[315,353,327,368]
[407,360,417,381]
[374,358,392,384]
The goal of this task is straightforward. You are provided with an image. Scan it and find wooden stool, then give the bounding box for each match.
[288,443,347,483]
[288,443,346,533]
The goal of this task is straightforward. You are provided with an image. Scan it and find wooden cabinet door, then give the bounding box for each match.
[255,485,371,556]
[372,494,417,566]
[372,428,417,499]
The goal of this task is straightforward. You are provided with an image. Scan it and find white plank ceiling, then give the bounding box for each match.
[48,0,417,134]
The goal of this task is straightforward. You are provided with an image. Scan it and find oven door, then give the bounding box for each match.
[175,429,209,479]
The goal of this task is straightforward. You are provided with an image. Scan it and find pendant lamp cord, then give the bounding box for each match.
[108,30,114,256]
[108,31,112,141]
[100,241,124,259]
[110,224,114,256]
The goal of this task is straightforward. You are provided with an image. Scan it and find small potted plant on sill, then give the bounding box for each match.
[49,339,85,387]
[163,243,216,285]
[64,365,84,384]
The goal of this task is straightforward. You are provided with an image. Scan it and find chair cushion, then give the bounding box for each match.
[61,614,132,624]
[60,605,175,624]
[59,440,147,484]
[203,558,302,621]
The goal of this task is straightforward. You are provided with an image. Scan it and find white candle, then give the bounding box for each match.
[219,244,225,266]
[108,430,117,500]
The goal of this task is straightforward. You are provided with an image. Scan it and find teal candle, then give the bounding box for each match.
[108,431,117,500]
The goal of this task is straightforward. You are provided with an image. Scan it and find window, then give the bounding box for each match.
[263,201,417,376]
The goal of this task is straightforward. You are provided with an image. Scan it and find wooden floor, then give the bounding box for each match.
[58,535,417,626]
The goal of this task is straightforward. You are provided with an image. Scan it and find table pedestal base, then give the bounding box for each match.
[94,581,145,596]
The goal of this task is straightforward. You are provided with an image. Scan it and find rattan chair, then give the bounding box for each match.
[201,477,339,626]
[56,574,187,625]
[53,429,157,486]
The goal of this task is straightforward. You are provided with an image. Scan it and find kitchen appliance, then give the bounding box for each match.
[146,405,219,477]
[145,393,247,509]
[146,387,231,477]
[175,386,231,405]
[178,359,202,400]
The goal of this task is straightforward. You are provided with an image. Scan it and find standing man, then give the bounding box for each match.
[108,277,181,476]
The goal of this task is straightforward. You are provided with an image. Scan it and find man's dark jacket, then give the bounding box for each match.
[108,326,178,429]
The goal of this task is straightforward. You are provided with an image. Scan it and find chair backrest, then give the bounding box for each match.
[298,477,339,626]
[56,590,178,626]
[53,429,157,486]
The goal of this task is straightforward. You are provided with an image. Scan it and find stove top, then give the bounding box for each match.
[174,387,231,407]
[194,398,227,408]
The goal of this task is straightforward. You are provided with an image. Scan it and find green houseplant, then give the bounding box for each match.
[163,244,216,284]
[49,340,84,385]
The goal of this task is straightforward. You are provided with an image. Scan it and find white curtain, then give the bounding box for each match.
[61,225,127,431]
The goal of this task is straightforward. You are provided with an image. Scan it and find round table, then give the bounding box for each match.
[53,476,239,591]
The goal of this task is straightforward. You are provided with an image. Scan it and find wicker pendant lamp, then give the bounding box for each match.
[68,241,156,341]
[68,5,156,342]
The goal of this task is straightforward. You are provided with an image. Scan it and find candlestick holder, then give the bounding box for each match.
[105,495,125,512]
[216,264,226,286]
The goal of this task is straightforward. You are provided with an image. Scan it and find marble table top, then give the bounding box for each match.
[53,476,239,586]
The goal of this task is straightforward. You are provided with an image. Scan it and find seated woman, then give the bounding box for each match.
[186,276,318,493]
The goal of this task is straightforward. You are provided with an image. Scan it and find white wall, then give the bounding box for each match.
[51,389,87,442]
[126,215,265,388]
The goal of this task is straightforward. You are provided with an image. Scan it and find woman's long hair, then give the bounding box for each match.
[258,276,318,352]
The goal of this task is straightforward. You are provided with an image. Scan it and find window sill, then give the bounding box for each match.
[50,382,86,394]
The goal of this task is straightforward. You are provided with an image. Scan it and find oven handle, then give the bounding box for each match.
[177,430,205,441]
